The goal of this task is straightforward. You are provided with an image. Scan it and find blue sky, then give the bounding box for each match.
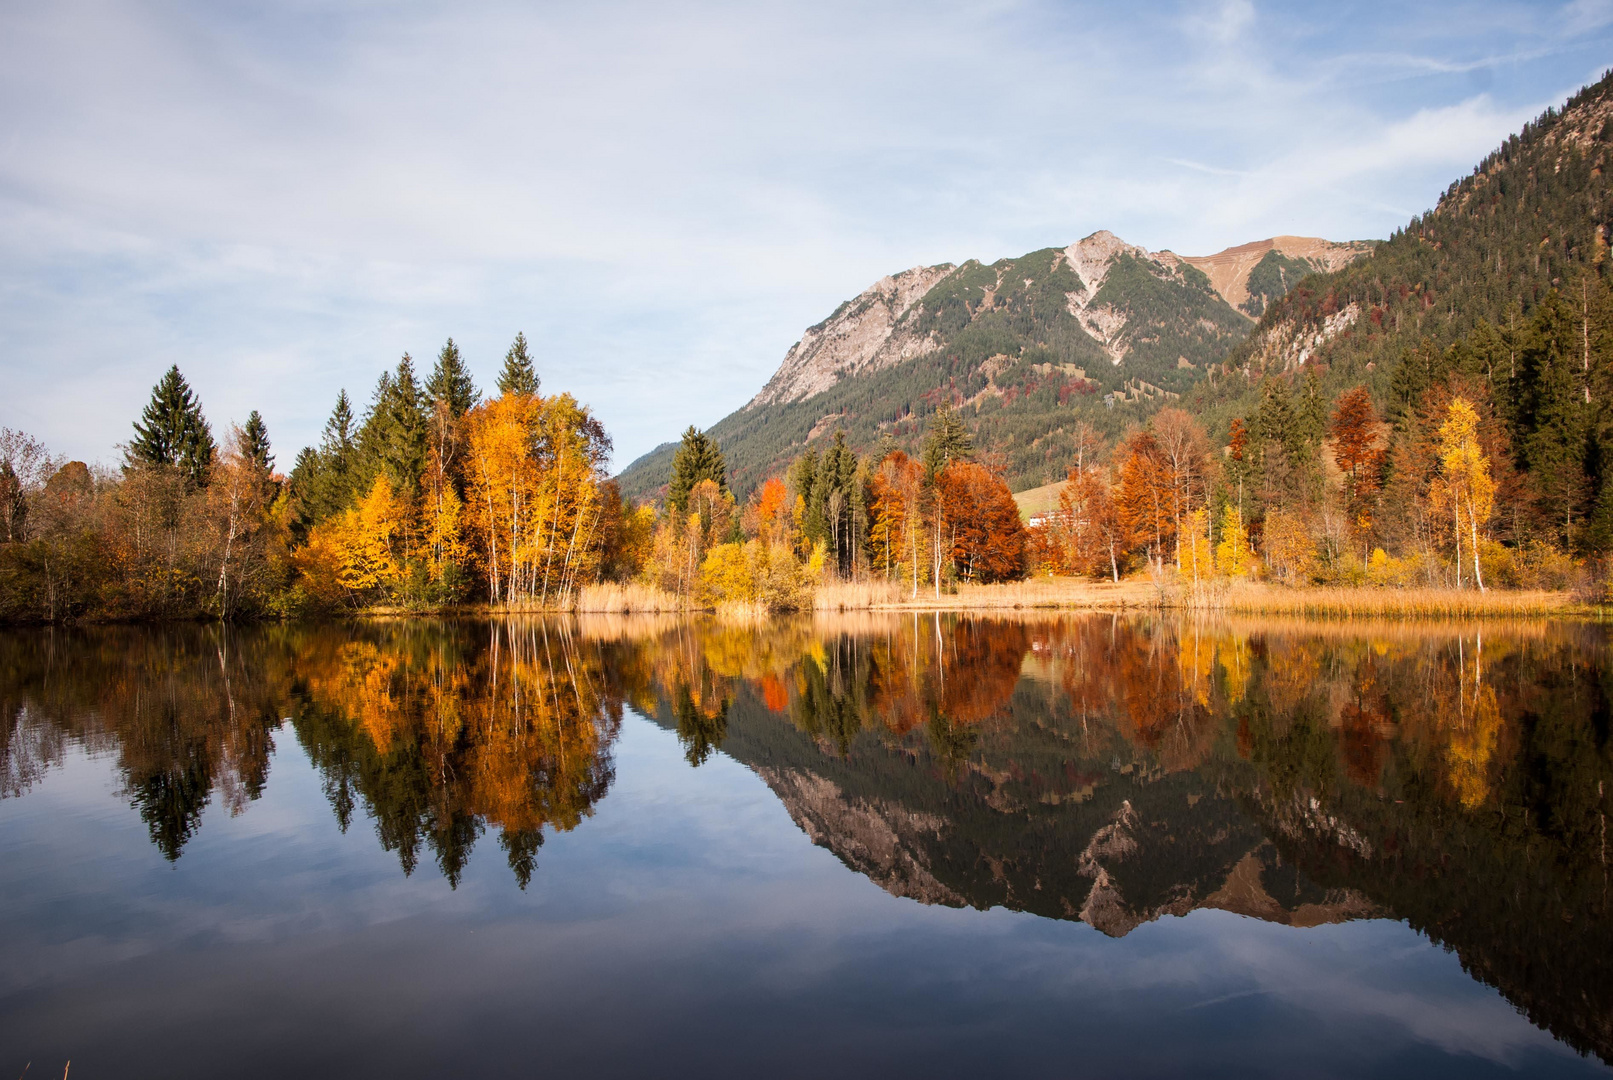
[2,1,1611,471]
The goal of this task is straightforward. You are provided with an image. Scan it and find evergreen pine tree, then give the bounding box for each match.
[497,332,541,397]
[791,449,825,546]
[922,405,973,476]
[242,410,273,473]
[667,426,728,512]
[1253,378,1300,457]
[357,355,430,494]
[323,390,356,458]
[1299,368,1327,448]
[426,337,480,418]
[1513,291,1593,543]
[290,391,361,533]
[127,365,215,486]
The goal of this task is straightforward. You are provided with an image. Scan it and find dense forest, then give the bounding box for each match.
[0,349,1030,620]
[0,337,646,621]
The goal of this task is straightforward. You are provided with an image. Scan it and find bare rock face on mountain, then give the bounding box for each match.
[758,765,965,907]
[749,264,956,408]
[745,231,1243,411]
[1181,236,1374,314]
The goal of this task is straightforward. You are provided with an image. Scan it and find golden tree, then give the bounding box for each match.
[1431,397,1496,591]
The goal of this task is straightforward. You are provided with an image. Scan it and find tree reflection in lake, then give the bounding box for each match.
[2,613,1612,1063]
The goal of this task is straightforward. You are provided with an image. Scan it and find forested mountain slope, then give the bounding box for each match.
[619,232,1365,501]
[1208,71,1613,405]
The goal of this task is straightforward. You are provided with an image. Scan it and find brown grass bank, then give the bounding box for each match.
[812,576,1587,618]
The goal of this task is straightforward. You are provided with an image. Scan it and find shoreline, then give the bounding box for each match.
[1,580,1594,627]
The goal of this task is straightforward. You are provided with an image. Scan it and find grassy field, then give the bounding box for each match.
[1011,480,1066,522]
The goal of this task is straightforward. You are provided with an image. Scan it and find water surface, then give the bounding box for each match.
[2,615,1610,1078]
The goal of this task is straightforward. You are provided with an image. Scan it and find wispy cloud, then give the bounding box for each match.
[1,0,1610,467]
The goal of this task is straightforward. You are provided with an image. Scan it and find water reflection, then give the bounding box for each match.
[3,614,1612,1063]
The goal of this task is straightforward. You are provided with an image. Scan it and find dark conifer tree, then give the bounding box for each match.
[790,449,825,546]
[357,355,429,493]
[667,426,728,512]
[242,410,273,473]
[290,390,362,533]
[127,365,215,486]
[1299,368,1327,448]
[497,332,541,397]
[922,405,974,476]
[1512,290,1594,543]
[426,338,479,418]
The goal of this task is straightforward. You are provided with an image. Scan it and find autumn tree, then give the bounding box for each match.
[1051,449,1120,581]
[463,392,612,606]
[869,450,926,595]
[1432,397,1496,590]
[1114,431,1174,569]
[0,428,53,543]
[938,461,1026,583]
[1330,386,1384,556]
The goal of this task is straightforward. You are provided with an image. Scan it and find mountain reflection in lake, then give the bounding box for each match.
[2,615,1611,1078]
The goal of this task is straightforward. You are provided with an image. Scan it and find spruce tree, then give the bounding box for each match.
[791,449,825,546]
[290,391,361,532]
[426,338,480,418]
[1299,368,1327,448]
[357,355,429,494]
[242,410,273,473]
[323,390,356,458]
[666,426,728,512]
[922,404,973,476]
[497,332,541,397]
[1253,378,1300,457]
[127,365,215,486]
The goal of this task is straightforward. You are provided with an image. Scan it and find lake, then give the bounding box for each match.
[1,613,1610,1078]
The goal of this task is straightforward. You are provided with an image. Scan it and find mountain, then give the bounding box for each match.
[1214,71,1613,396]
[649,678,1379,939]
[618,232,1368,501]
[1181,235,1374,317]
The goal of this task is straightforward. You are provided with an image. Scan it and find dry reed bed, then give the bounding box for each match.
[813,578,1159,611]
[1202,582,1583,618]
[812,576,1585,618]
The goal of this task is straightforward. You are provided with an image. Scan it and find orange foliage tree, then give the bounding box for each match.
[937,460,1026,583]
[1115,431,1175,569]
[1330,386,1384,554]
[869,450,927,595]
[463,391,612,606]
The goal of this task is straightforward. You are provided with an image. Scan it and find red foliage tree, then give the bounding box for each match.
[937,461,1027,583]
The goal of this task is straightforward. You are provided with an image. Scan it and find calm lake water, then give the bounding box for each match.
[2,614,1611,1078]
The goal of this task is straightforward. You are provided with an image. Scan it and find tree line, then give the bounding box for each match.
[1033,276,1613,591]
[646,403,1029,608]
[0,335,644,621]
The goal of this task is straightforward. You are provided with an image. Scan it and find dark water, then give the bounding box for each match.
[2,615,1611,1079]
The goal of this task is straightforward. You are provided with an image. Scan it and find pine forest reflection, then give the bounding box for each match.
[4,614,1613,1063]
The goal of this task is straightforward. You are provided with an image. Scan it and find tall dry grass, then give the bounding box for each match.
[812,577,1159,610]
[810,574,1585,617]
[1200,580,1581,618]
[575,582,688,613]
